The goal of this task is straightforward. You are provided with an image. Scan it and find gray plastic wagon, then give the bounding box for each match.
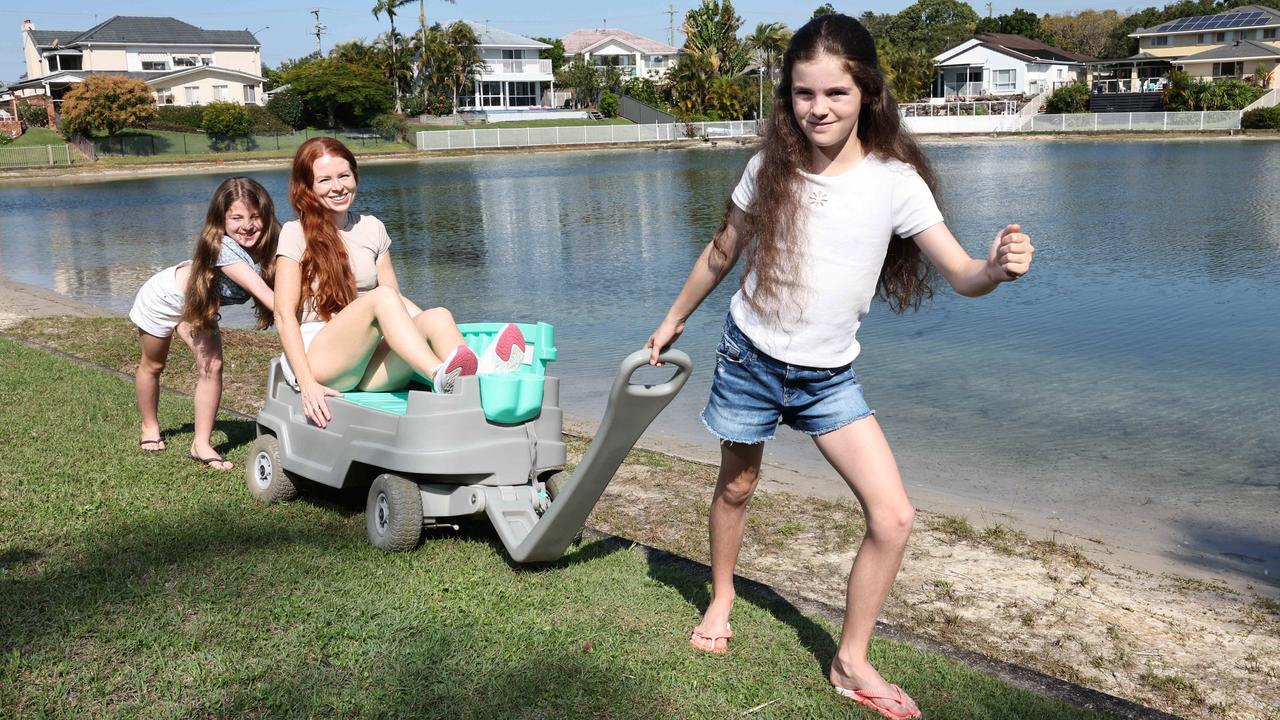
[245,322,691,562]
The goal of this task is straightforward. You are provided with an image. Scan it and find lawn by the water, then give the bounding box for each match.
[0,329,1114,719]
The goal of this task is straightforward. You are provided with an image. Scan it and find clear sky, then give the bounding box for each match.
[2,0,1119,84]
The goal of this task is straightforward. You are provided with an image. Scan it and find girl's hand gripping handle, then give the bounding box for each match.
[645,317,686,367]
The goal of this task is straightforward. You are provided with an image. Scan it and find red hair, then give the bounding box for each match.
[288,137,358,321]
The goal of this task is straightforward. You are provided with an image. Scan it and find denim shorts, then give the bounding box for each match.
[700,315,874,445]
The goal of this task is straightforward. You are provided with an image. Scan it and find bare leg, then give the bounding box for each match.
[694,441,765,649]
[135,330,171,451]
[813,416,918,716]
[175,321,230,470]
[358,299,468,391]
[305,286,446,392]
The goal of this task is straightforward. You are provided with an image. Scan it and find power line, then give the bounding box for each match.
[311,8,327,55]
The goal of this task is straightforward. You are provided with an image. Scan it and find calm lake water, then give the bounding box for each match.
[1,140,1276,583]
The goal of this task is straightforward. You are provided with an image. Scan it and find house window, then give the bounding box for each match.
[502,49,522,60]
[650,55,666,65]
[185,86,200,104]
[174,55,198,68]
[479,81,503,107]
[243,86,256,104]
[1197,33,1209,44]
[1265,28,1277,39]
[1057,68,1065,79]
[993,69,1016,91]
[142,60,169,71]
[509,81,536,106]
[1215,32,1227,42]
[156,88,174,105]
[214,85,229,101]
[201,56,212,65]
[1150,36,1169,47]
[1212,61,1242,77]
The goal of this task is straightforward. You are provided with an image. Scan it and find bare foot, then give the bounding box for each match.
[189,444,232,471]
[140,428,166,451]
[690,597,735,653]
[830,657,919,718]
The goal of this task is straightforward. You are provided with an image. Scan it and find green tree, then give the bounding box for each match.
[265,53,321,91]
[59,75,156,138]
[879,44,937,102]
[682,0,751,77]
[599,90,619,117]
[812,3,837,18]
[267,87,305,129]
[201,101,254,150]
[1043,81,1090,113]
[669,51,717,116]
[533,37,568,74]
[413,0,456,101]
[859,11,895,38]
[884,0,980,56]
[975,8,1044,39]
[287,58,394,127]
[1040,9,1123,58]
[558,57,601,108]
[416,21,484,113]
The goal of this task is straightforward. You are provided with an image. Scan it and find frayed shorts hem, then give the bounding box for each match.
[699,410,772,445]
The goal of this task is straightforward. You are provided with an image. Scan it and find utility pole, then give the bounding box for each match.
[666,4,678,47]
[311,9,327,56]
[985,1,993,18]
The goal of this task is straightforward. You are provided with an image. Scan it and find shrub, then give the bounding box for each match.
[1196,78,1264,111]
[400,94,427,118]
[1241,106,1280,129]
[201,101,254,150]
[245,105,288,133]
[147,105,206,132]
[60,75,156,138]
[1044,81,1090,114]
[371,113,409,142]
[599,91,619,118]
[423,92,455,117]
[0,132,11,146]
[17,102,49,129]
[266,87,305,130]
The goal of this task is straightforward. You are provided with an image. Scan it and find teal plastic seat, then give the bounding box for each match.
[338,322,557,424]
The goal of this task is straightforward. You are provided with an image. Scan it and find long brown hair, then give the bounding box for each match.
[721,13,938,317]
[182,177,280,331]
[288,137,358,321]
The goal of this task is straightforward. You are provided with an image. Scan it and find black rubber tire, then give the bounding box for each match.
[245,434,298,503]
[365,474,423,552]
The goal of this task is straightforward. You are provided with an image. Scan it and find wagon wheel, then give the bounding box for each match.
[245,434,298,503]
[366,474,423,552]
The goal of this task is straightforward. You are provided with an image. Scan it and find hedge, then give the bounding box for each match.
[1241,105,1280,129]
[146,104,289,133]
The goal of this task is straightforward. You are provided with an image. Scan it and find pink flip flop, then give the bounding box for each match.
[834,683,922,719]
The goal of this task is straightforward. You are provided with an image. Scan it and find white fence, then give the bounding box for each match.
[0,144,73,168]
[1020,110,1242,133]
[416,121,758,151]
[902,110,1243,135]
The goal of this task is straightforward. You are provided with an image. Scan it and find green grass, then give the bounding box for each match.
[411,118,633,132]
[9,128,66,147]
[0,332,1116,719]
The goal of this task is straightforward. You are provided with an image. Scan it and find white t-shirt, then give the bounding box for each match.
[729,152,943,368]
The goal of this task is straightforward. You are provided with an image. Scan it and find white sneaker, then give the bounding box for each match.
[477,323,526,375]
[431,345,478,394]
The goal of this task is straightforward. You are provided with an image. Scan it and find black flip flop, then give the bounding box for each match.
[189,454,232,470]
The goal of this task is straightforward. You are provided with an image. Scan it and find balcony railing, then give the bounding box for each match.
[482,59,552,75]
[941,81,984,98]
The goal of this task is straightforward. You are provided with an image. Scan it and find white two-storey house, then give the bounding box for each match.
[561,29,679,80]
[457,21,554,110]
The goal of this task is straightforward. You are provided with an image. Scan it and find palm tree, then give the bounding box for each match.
[745,22,790,82]
[416,0,457,105]
[372,0,415,112]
